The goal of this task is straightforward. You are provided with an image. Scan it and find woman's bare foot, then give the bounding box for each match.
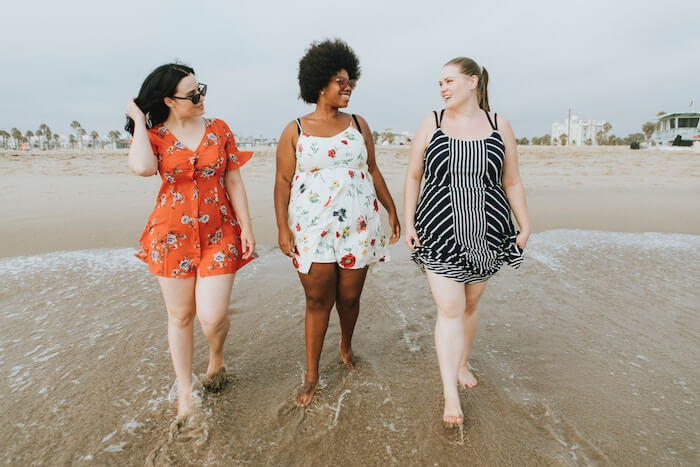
[443,396,464,425]
[458,366,478,388]
[339,341,355,370]
[176,392,194,419]
[295,379,318,407]
[201,365,228,392]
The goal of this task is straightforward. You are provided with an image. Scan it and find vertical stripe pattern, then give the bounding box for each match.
[412,111,523,284]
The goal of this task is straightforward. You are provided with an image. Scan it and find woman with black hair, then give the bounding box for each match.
[126,63,256,421]
[274,39,401,407]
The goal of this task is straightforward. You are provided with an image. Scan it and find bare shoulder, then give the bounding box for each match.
[493,113,513,131]
[351,114,371,131]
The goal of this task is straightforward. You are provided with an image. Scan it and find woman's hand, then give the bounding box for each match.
[404,225,421,252]
[515,230,529,249]
[278,225,296,257]
[126,98,146,124]
[388,212,401,244]
[241,228,256,260]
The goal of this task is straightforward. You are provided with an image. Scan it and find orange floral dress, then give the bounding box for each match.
[135,118,255,278]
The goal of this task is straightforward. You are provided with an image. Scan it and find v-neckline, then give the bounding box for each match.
[163,119,209,153]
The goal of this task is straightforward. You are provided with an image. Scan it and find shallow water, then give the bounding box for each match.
[0,230,698,466]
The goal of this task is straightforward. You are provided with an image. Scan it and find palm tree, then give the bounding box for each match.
[69,134,77,149]
[90,130,99,149]
[25,130,35,149]
[70,120,83,148]
[382,130,394,144]
[53,134,60,149]
[78,127,87,149]
[11,128,22,149]
[38,123,51,149]
[108,130,122,149]
[0,130,9,149]
[642,122,656,142]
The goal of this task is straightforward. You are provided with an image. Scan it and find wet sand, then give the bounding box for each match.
[1,146,699,465]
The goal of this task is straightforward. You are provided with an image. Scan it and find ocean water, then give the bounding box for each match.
[0,230,698,466]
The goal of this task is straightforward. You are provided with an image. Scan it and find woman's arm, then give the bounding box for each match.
[126,99,158,177]
[356,115,400,244]
[224,169,255,259]
[274,122,298,257]
[498,114,531,249]
[403,113,433,251]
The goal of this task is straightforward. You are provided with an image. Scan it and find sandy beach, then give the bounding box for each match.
[1,146,699,465]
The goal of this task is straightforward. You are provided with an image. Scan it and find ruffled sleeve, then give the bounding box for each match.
[219,120,253,171]
[146,127,161,157]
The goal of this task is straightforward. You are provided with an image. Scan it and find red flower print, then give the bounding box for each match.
[292,256,299,269]
[339,253,356,268]
[348,170,354,177]
[361,172,365,179]
[297,144,303,153]
[321,230,327,237]
[336,232,340,238]
[370,239,376,246]
[373,199,379,211]
[356,216,367,233]
[328,149,336,158]
[302,132,310,137]
[295,223,301,232]
[340,139,348,145]
[323,196,331,207]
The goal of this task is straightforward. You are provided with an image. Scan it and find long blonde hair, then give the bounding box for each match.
[445,57,490,112]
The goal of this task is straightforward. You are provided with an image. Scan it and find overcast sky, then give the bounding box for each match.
[1,0,698,140]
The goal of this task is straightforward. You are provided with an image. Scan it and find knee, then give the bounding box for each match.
[336,292,360,311]
[305,292,335,313]
[199,313,229,333]
[465,299,479,316]
[167,307,196,328]
[436,298,465,319]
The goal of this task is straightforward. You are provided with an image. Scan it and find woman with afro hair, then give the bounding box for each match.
[275,39,400,407]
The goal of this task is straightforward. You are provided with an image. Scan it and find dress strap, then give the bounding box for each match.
[295,118,303,135]
[485,110,498,130]
[352,114,362,135]
[433,109,445,128]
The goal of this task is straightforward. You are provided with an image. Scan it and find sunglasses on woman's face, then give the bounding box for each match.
[171,83,207,104]
[335,77,357,90]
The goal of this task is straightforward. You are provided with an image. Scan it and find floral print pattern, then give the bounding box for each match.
[135,118,256,278]
[289,122,388,273]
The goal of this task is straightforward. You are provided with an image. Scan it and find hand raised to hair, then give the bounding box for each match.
[126,98,146,124]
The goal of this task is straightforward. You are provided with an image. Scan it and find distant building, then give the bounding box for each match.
[652,112,700,146]
[552,115,607,146]
[380,130,412,146]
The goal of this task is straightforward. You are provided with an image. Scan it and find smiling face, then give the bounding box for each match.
[164,73,205,118]
[439,64,478,109]
[320,69,356,108]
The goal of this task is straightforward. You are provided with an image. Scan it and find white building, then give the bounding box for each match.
[552,115,607,146]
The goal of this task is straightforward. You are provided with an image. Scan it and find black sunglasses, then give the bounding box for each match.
[171,83,207,104]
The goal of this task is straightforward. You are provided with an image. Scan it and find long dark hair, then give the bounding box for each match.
[124,63,195,135]
[445,57,490,112]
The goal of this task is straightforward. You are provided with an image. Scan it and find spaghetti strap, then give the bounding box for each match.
[352,114,362,135]
[494,113,498,130]
[433,111,440,129]
[439,109,445,126]
[295,118,303,135]
[484,110,497,130]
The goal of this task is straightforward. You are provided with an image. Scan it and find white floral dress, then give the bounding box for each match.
[288,117,389,273]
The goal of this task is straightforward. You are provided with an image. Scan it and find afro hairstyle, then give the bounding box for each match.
[297,39,361,104]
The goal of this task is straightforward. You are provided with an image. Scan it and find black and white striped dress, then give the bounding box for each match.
[412,109,523,284]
